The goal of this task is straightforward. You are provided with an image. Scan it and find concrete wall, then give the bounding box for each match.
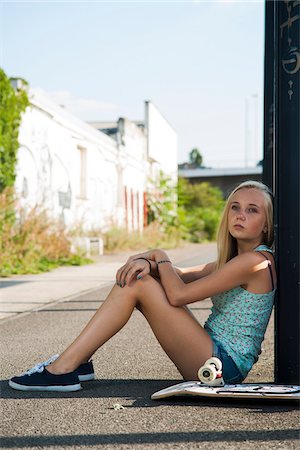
[15,89,158,233]
[145,101,178,183]
[116,118,149,232]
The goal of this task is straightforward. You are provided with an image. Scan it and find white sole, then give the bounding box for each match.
[78,373,95,382]
[9,380,82,392]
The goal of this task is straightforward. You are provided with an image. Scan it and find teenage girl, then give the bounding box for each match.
[9,180,276,391]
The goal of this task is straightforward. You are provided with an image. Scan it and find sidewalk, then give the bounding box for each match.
[1,242,299,450]
[0,243,217,321]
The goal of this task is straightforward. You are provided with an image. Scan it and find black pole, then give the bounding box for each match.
[263,0,276,190]
[271,0,300,384]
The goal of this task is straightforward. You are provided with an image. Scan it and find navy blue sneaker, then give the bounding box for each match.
[12,354,95,385]
[9,355,95,391]
[31,354,95,381]
[9,367,82,392]
[76,360,95,381]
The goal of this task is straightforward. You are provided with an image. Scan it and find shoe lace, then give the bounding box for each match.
[22,354,59,376]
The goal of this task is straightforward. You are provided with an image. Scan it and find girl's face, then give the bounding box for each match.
[228,188,267,245]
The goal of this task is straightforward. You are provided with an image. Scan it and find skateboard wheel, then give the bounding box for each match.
[205,357,222,371]
[198,365,217,383]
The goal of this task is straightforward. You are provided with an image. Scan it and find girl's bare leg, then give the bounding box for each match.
[48,276,213,380]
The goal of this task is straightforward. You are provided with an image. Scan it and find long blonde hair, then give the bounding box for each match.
[216,180,274,270]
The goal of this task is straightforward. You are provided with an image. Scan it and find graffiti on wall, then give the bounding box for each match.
[280,0,300,100]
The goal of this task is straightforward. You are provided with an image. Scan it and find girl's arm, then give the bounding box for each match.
[149,249,268,306]
[174,262,216,283]
[118,250,215,284]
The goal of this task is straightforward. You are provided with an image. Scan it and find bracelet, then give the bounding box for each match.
[157,259,172,265]
[133,257,152,272]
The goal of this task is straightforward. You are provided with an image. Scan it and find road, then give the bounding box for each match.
[0,243,299,449]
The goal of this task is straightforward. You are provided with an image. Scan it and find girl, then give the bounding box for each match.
[9,180,276,391]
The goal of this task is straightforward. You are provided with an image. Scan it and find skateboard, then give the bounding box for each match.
[151,357,300,401]
[151,381,300,401]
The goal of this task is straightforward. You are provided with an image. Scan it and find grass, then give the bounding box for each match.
[0,190,180,277]
[103,222,181,253]
[0,188,92,277]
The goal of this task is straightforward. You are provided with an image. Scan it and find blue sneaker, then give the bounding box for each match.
[9,367,82,392]
[76,361,95,381]
[9,355,95,391]
[41,355,95,381]
[28,354,95,381]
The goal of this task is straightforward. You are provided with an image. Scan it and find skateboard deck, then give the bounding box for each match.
[151,381,300,401]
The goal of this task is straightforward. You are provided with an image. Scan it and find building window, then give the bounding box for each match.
[131,188,134,230]
[77,146,87,199]
[143,191,147,227]
[136,191,140,229]
[124,186,128,229]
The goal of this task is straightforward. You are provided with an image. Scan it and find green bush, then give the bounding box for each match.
[146,175,224,244]
[177,179,224,242]
[0,69,29,192]
[147,170,178,232]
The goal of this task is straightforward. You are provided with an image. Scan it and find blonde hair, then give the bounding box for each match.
[216,180,274,270]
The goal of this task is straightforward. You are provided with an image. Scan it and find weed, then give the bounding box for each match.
[0,188,92,277]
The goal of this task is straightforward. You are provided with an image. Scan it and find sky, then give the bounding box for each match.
[0,0,265,168]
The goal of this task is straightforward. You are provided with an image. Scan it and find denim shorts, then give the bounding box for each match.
[212,339,244,384]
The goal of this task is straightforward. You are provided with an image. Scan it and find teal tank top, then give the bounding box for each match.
[204,245,276,379]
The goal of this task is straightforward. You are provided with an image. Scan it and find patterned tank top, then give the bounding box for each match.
[204,245,276,378]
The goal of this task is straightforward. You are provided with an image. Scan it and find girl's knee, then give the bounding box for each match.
[113,275,156,299]
[135,276,168,308]
[134,275,161,294]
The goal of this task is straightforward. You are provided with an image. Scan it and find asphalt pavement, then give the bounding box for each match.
[0,243,299,449]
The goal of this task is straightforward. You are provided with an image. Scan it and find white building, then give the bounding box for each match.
[15,88,177,236]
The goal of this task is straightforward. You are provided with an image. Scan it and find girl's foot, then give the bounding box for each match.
[47,358,95,381]
[8,367,82,392]
[76,361,95,381]
[8,356,95,392]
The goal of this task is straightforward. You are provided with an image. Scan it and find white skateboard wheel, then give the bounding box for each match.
[205,357,222,371]
[198,365,217,383]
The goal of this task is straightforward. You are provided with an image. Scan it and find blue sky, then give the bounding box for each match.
[0,0,265,167]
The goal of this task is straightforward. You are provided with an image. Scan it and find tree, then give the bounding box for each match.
[0,69,29,192]
[189,148,203,167]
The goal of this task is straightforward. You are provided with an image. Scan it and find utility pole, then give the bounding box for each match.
[244,98,250,168]
[252,93,259,165]
[263,0,300,384]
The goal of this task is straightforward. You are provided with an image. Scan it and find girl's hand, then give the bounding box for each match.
[115,249,169,287]
[126,249,156,262]
[116,257,152,287]
[126,249,168,264]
